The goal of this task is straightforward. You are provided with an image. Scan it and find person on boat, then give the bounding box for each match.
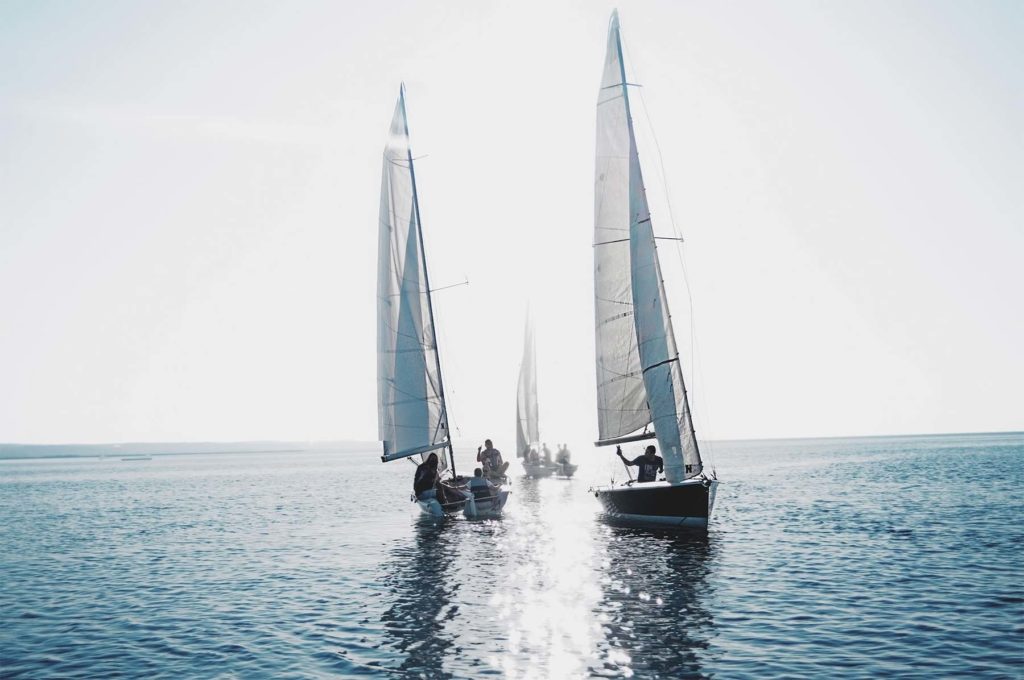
[414,452,461,506]
[413,453,440,500]
[616,444,663,483]
[477,439,509,477]
[542,443,552,464]
[527,447,540,464]
[468,467,497,501]
[555,444,572,465]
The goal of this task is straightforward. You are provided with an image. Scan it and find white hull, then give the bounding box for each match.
[414,485,469,517]
[554,463,578,478]
[463,490,510,519]
[415,496,466,517]
[522,462,558,478]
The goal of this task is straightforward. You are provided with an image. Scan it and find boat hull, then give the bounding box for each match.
[522,462,558,478]
[463,489,510,519]
[554,463,578,478]
[594,479,717,530]
[414,483,469,517]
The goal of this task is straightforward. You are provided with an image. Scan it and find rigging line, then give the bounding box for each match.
[622,41,715,474]
[631,64,715,473]
[430,278,469,293]
[601,81,643,90]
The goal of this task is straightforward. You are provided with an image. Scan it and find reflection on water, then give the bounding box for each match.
[380,520,461,678]
[378,476,716,678]
[593,528,716,678]
[486,478,605,678]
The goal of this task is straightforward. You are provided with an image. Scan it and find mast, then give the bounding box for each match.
[400,85,456,478]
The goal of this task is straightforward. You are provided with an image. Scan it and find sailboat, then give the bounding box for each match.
[590,12,718,529]
[377,85,509,519]
[515,316,571,478]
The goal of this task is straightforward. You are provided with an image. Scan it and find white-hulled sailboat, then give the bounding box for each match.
[377,85,509,519]
[590,12,718,529]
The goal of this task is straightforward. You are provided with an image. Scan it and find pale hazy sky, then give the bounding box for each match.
[1,0,1021,446]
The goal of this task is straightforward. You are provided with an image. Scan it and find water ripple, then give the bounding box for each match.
[1,435,1022,678]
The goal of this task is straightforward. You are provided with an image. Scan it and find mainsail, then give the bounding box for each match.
[377,85,451,467]
[593,11,702,482]
[515,315,540,457]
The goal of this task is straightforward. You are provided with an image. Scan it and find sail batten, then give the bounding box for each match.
[377,87,451,468]
[593,11,703,481]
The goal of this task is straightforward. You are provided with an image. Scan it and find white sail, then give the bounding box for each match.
[377,86,450,466]
[593,11,702,481]
[515,314,540,457]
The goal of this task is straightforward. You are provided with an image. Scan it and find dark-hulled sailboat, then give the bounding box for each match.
[590,12,718,529]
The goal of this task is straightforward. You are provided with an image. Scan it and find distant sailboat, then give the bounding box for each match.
[590,12,718,529]
[376,85,509,519]
[515,316,569,478]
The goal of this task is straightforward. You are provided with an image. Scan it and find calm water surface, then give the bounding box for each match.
[1,433,1022,678]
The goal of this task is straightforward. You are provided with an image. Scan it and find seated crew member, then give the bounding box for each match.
[468,467,496,500]
[476,439,509,476]
[413,452,461,506]
[414,452,440,499]
[616,444,663,483]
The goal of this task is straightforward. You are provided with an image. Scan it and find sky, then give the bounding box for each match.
[1,0,1021,446]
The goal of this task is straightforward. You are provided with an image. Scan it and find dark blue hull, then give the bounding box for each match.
[594,479,717,529]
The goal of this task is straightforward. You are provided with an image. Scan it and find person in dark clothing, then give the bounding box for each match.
[413,452,462,506]
[413,452,441,499]
[616,444,663,483]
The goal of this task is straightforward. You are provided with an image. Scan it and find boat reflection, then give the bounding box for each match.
[378,476,716,678]
[590,527,717,678]
[379,518,461,678]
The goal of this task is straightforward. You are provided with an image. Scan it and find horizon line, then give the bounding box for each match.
[3,428,1022,449]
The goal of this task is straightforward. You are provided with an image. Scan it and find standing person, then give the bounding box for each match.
[555,444,571,465]
[476,439,509,477]
[616,445,663,483]
[542,443,552,464]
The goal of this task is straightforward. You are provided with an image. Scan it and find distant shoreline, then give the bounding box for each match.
[1,431,1020,460]
[0,449,310,461]
[0,442,374,461]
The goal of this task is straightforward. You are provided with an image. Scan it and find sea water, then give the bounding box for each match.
[1,433,1021,678]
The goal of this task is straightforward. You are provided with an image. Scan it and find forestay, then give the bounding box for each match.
[516,315,540,457]
[593,11,702,481]
[377,87,450,466]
